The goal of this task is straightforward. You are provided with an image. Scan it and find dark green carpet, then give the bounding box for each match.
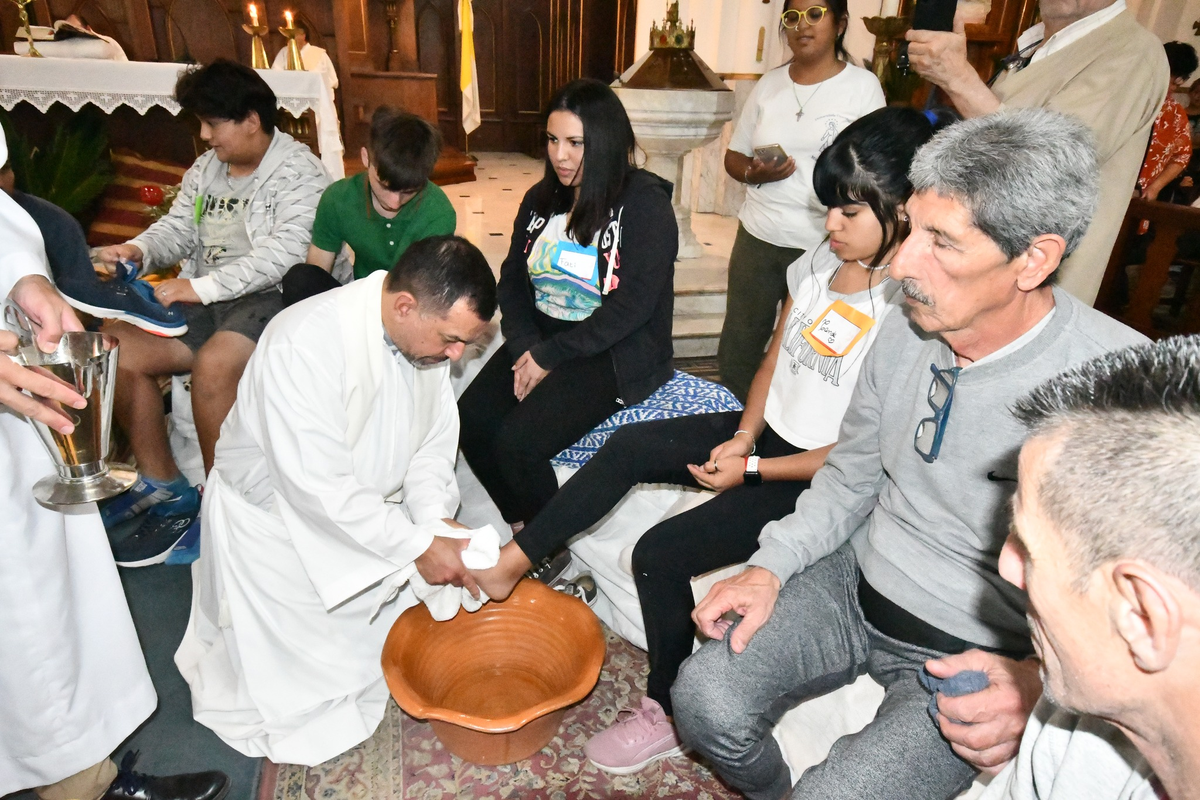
[115,563,261,799]
[3,562,260,800]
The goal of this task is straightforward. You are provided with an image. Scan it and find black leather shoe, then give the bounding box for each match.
[100,752,229,800]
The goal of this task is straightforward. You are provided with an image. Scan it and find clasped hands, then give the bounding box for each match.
[692,565,1043,774]
[686,431,754,492]
[413,519,481,599]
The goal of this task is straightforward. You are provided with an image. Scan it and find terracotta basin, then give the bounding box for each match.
[381,578,606,765]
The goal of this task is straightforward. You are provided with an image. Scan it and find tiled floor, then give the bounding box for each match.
[449,152,738,358]
[448,153,738,277]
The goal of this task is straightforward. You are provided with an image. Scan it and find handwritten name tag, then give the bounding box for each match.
[801,299,875,358]
[554,242,599,283]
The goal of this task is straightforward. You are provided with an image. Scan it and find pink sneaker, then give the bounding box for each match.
[584,697,686,774]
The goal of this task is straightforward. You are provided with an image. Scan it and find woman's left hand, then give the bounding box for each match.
[154,278,200,307]
[512,350,549,401]
[687,455,747,492]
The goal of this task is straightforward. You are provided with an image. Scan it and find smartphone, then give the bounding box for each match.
[896,0,959,73]
[754,144,789,166]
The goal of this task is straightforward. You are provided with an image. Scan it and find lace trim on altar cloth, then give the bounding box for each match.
[0,87,319,117]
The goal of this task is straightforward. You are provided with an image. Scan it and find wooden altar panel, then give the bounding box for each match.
[412,0,635,154]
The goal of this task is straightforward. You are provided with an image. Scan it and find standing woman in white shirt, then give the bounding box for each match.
[717,0,885,400]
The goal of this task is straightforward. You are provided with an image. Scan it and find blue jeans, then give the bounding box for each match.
[671,545,978,800]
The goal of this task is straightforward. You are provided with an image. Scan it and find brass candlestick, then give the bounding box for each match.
[383,0,400,71]
[243,23,270,69]
[279,14,305,70]
[8,0,42,57]
[862,15,911,85]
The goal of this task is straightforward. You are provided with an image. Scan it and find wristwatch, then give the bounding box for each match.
[744,455,762,486]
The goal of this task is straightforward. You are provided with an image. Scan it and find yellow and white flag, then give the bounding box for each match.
[458,0,481,136]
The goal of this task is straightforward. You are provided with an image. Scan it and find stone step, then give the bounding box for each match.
[675,292,726,316]
[672,312,723,358]
[674,261,727,296]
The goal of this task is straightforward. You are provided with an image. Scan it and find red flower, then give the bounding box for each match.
[139,185,165,206]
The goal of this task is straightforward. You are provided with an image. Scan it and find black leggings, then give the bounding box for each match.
[515,412,809,713]
[457,345,621,523]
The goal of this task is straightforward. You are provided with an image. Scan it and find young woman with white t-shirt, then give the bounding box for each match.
[717,0,885,401]
[472,107,947,775]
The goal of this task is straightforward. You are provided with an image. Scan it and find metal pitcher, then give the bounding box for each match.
[5,301,137,506]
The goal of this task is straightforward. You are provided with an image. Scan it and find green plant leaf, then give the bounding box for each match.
[0,107,113,216]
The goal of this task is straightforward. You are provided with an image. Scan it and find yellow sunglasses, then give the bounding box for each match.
[781,5,830,28]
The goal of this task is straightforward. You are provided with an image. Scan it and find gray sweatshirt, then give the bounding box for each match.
[129,130,329,305]
[748,287,1146,651]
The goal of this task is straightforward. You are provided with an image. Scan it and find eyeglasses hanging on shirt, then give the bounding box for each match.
[988,38,1044,87]
[914,363,961,463]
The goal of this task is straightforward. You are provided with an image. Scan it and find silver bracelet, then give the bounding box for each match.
[734,429,757,454]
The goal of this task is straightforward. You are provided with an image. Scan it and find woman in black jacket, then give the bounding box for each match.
[458,78,678,531]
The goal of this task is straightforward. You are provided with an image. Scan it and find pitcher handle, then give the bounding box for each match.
[3,298,36,350]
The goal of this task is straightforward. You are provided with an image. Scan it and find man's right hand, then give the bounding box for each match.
[692,565,782,654]
[414,535,480,599]
[95,243,144,269]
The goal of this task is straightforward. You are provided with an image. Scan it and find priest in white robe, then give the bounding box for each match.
[0,124,225,800]
[175,235,498,765]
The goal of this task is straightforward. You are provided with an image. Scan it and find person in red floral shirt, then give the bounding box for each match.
[1136,42,1197,212]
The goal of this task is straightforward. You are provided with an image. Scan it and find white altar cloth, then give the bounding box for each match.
[0,55,343,179]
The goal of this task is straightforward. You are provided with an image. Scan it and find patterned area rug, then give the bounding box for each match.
[258,629,740,800]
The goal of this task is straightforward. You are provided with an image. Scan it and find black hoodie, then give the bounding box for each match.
[497,169,678,407]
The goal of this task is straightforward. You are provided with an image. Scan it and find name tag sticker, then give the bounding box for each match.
[802,299,875,357]
[554,242,599,283]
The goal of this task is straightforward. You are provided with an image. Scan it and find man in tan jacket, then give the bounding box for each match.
[907,0,1168,306]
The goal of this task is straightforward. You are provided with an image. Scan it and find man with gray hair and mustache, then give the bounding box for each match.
[671,107,1147,800]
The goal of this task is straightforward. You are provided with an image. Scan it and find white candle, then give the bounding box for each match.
[880,0,900,16]
[284,10,293,27]
[248,3,258,26]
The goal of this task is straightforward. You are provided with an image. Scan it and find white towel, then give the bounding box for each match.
[370,523,501,622]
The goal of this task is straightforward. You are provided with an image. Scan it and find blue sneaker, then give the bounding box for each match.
[99,474,183,528]
[112,487,201,568]
[164,509,201,565]
[61,264,187,337]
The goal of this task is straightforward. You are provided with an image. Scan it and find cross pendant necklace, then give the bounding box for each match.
[791,77,824,121]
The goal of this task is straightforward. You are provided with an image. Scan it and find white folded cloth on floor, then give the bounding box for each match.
[371,523,501,622]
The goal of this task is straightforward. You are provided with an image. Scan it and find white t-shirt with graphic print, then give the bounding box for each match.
[197,171,255,279]
[729,62,885,250]
[763,241,901,450]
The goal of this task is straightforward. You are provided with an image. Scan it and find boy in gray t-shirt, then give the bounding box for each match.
[91,60,329,568]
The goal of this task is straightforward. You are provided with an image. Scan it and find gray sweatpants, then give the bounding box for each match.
[671,545,978,800]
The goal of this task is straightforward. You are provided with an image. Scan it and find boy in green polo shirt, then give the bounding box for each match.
[282,107,456,304]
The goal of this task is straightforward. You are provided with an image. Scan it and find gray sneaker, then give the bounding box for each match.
[525,548,573,585]
[552,572,598,607]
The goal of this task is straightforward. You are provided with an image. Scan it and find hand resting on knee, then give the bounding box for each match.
[692,565,783,653]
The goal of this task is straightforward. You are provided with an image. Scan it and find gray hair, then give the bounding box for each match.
[1013,336,1200,591]
[908,108,1099,260]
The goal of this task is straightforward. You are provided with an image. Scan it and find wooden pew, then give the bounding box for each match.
[1096,197,1200,338]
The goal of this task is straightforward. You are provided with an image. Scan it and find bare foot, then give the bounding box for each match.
[469,541,531,601]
